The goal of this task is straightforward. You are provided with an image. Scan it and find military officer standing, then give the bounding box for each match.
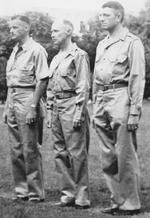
[47,19,90,208]
[93,1,145,215]
[3,15,49,202]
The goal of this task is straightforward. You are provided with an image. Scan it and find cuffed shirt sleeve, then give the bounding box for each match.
[74,53,90,116]
[34,47,49,81]
[128,39,145,115]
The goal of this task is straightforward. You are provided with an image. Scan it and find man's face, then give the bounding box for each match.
[51,21,68,48]
[9,19,28,41]
[99,7,120,31]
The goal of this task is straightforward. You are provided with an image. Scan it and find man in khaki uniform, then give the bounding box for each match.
[93,1,145,215]
[47,19,90,208]
[3,15,49,202]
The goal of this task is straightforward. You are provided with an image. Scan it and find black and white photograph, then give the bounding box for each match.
[0,0,150,217]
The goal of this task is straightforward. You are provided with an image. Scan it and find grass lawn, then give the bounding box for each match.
[0,100,150,218]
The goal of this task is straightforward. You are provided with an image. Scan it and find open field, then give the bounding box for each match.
[0,100,150,218]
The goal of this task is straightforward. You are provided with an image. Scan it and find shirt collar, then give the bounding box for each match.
[22,37,33,50]
[118,27,129,41]
[64,43,78,57]
[14,37,33,52]
[106,27,129,41]
[103,27,129,48]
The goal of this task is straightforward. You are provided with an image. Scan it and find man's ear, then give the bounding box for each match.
[66,27,72,36]
[24,23,30,32]
[116,12,122,23]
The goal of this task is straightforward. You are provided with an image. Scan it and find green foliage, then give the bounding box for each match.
[25,12,52,43]
[0,18,10,45]
[25,11,57,64]
[0,57,7,103]
[75,15,106,71]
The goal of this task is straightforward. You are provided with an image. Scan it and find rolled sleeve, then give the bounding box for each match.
[93,44,100,103]
[34,47,49,81]
[128,39,145,115]
[73,52,90,120]
[75,53,90,106]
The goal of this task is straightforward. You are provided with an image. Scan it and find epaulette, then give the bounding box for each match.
[126,32,140,41]
[75,46,87,56]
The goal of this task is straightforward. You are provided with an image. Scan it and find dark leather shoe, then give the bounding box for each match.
[101,206,119,214]
[117,209,141,215]
[12,195,28,201]
[28,197,44,203]
[75,204,90,209]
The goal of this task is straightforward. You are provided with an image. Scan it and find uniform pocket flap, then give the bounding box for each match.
[117,54,127,63]
[60,70,68,77]
[17,64,34,71]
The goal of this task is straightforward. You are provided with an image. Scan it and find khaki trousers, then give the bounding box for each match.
[52,97,90,206]
[7,88,45,199]
[93,87,141,210]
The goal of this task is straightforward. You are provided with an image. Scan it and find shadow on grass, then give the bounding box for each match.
[141,187,150,213]
[0,187,150,218]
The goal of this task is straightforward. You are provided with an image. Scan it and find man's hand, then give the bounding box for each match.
[73,107,82,130]
[91,115,96,128]
[47,110,52,128]
[127,115,139,131]
[73,105,83,130]
[3,99,9,124]
[73,118,82,130]
[2,111,7,124]
[26,106,37,125]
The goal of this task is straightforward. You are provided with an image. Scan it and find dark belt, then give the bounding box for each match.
[96,83,128,91]
[9,86,35,89]
[55,91,76,99]
[9,86,35,93]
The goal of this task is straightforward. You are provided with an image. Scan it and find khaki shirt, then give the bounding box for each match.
[47,43,90,109]
[6,37,49,87]
[93,27,145,115]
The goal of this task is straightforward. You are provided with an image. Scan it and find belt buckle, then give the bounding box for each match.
[56,93,63,99]
[55,94,60,99]
[112,84,116,89]
[103,85,109,91]
[55,93,59,99]
[12,88,16,93]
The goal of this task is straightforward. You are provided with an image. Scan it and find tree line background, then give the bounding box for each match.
[0,0,150,102]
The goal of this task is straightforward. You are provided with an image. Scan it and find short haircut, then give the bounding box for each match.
[102,1,124,22]
[63,20,74,32]
[11,15,30,25]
